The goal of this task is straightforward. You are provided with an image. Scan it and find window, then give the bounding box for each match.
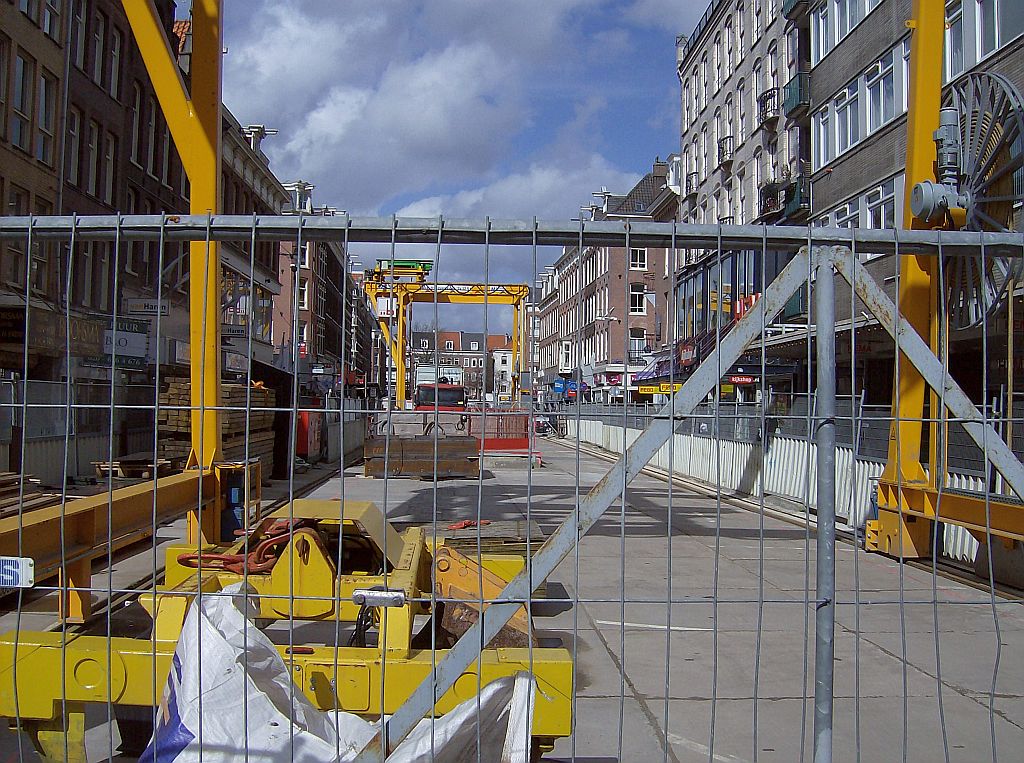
[866,178,896,229]
[835,83,859,153]
[629,283,646,314]
[12,54,32,152]
[66,108,81,185]
[36,70,55,165]
[0,37,9,139]
[91,11,106,86]
[737,81,746,141]
[72,1,86,69]
[629,248,647,270]
[444,340,454,351]
[146,96,157,175]
[835,201,860,228]
[160,126,170,185]
[5,185,28,286]
[18,0,40,23]
[31,197,52,293]
[470,341,479,351]
[130,83,141,164]
[102,132,115,204]
[629,328,646,360]
[947,2,964,79]
[298,277,308,310]
[814,109,832,169]
[125,187,138,274]
[43,0,60,41]
[86,120,99,196]
[420,339,428,349]
[77,243,95,307]
[865,52,895,132]
[109,29,122,98]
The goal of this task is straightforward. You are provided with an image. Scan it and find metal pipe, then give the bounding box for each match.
[813,248,837,763]
[2,215,1021,255]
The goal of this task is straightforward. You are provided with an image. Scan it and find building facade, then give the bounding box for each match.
[537,160,675,404]
[410,330,510,401]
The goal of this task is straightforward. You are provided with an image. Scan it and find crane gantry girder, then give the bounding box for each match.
[363,276,530,407]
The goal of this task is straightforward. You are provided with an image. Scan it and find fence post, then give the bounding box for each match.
[813,248,837,763]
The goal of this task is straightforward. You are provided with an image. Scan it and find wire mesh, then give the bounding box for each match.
[0,217,1021,762]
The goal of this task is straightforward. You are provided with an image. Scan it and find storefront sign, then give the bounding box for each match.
[375,297,397,319]
[221,324,249,338]
[104,318,149,358]
[638,384,661,395]
[81,354,148,370]
[0,306,105,355]
[312,363,336,375]
[124,298,169,316]
[729,375,757,385]
[659,382,682,393]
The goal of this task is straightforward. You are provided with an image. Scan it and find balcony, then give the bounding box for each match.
[783,0,809,21]
[627,352,649,366]
[783,177,811,220]
[756,186,785,221]
[685,172,700,198]
[757,87,780,130]
[784,72,809,119]
[717,135,734,171]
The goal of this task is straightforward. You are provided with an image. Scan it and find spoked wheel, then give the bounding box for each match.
[944,72,1024,329]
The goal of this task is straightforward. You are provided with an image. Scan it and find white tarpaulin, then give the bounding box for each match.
[143,582,534,762]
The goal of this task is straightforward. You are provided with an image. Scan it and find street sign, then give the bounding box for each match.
[124,298,169,316]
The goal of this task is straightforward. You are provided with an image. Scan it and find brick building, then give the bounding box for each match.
[538,159,676,404]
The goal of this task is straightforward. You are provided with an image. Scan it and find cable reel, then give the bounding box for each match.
[912,72,1024,329]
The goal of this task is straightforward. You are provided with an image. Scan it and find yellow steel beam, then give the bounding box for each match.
[0,472,213,621]
[122,0,223,467]
[0,633,573,739]
[871,0,945,555]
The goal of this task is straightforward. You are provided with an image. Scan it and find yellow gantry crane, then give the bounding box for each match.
[362,259,530,407]
[868,0,1024,555]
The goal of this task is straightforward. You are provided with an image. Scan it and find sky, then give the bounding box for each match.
[220,0,706,327]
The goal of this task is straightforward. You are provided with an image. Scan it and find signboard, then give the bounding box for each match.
[729,375,757,385]
[124,298,169,316]
[105,318,149,358]
[659,382,682,393]
[222,324,249,338]
[0,306,104,356]
[638,384,661,395]
[312,363,336,376]
[375,297,397,319]
[553,379,566,393]
[677,342,696,366]
[81,354,148,370]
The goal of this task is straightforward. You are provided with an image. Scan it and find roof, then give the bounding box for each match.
[607,161,670,217]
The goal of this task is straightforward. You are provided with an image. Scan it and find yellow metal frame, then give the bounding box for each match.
[0,501,573,757]
[363,262,530,407]
[869,0,1024,555]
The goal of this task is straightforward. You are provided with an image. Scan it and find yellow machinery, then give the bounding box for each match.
[868,0,1024,555]
[362,259,530,407]
[0,1,572,757]
[0,500,572,759]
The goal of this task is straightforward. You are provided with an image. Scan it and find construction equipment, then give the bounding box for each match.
[0,500,572,758]
[869,0,1024,556]
[362,259,530,408]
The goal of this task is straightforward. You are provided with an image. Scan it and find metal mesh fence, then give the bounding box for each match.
[0,216,1021,762]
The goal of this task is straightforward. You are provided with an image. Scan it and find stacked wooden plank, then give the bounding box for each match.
[157,380,277,477]
[0,471,60,519]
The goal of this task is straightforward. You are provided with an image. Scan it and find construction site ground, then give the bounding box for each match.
[1,440,1023,761]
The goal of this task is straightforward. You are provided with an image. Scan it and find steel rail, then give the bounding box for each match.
[1,215,1022,254]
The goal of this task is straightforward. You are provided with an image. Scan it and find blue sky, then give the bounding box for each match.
[222,1,703,219]
[221,1,705,329]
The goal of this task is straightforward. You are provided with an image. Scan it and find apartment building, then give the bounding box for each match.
[537,160,674,404]
[797,0,1024,228]
[410,330,511,401]
[782,0,1024,405]
[274,181,376,398]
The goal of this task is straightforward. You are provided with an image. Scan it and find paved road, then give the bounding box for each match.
[2,440,1022,761]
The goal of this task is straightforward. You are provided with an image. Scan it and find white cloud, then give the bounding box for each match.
[624,0,704,34]
[396,153,639,220]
